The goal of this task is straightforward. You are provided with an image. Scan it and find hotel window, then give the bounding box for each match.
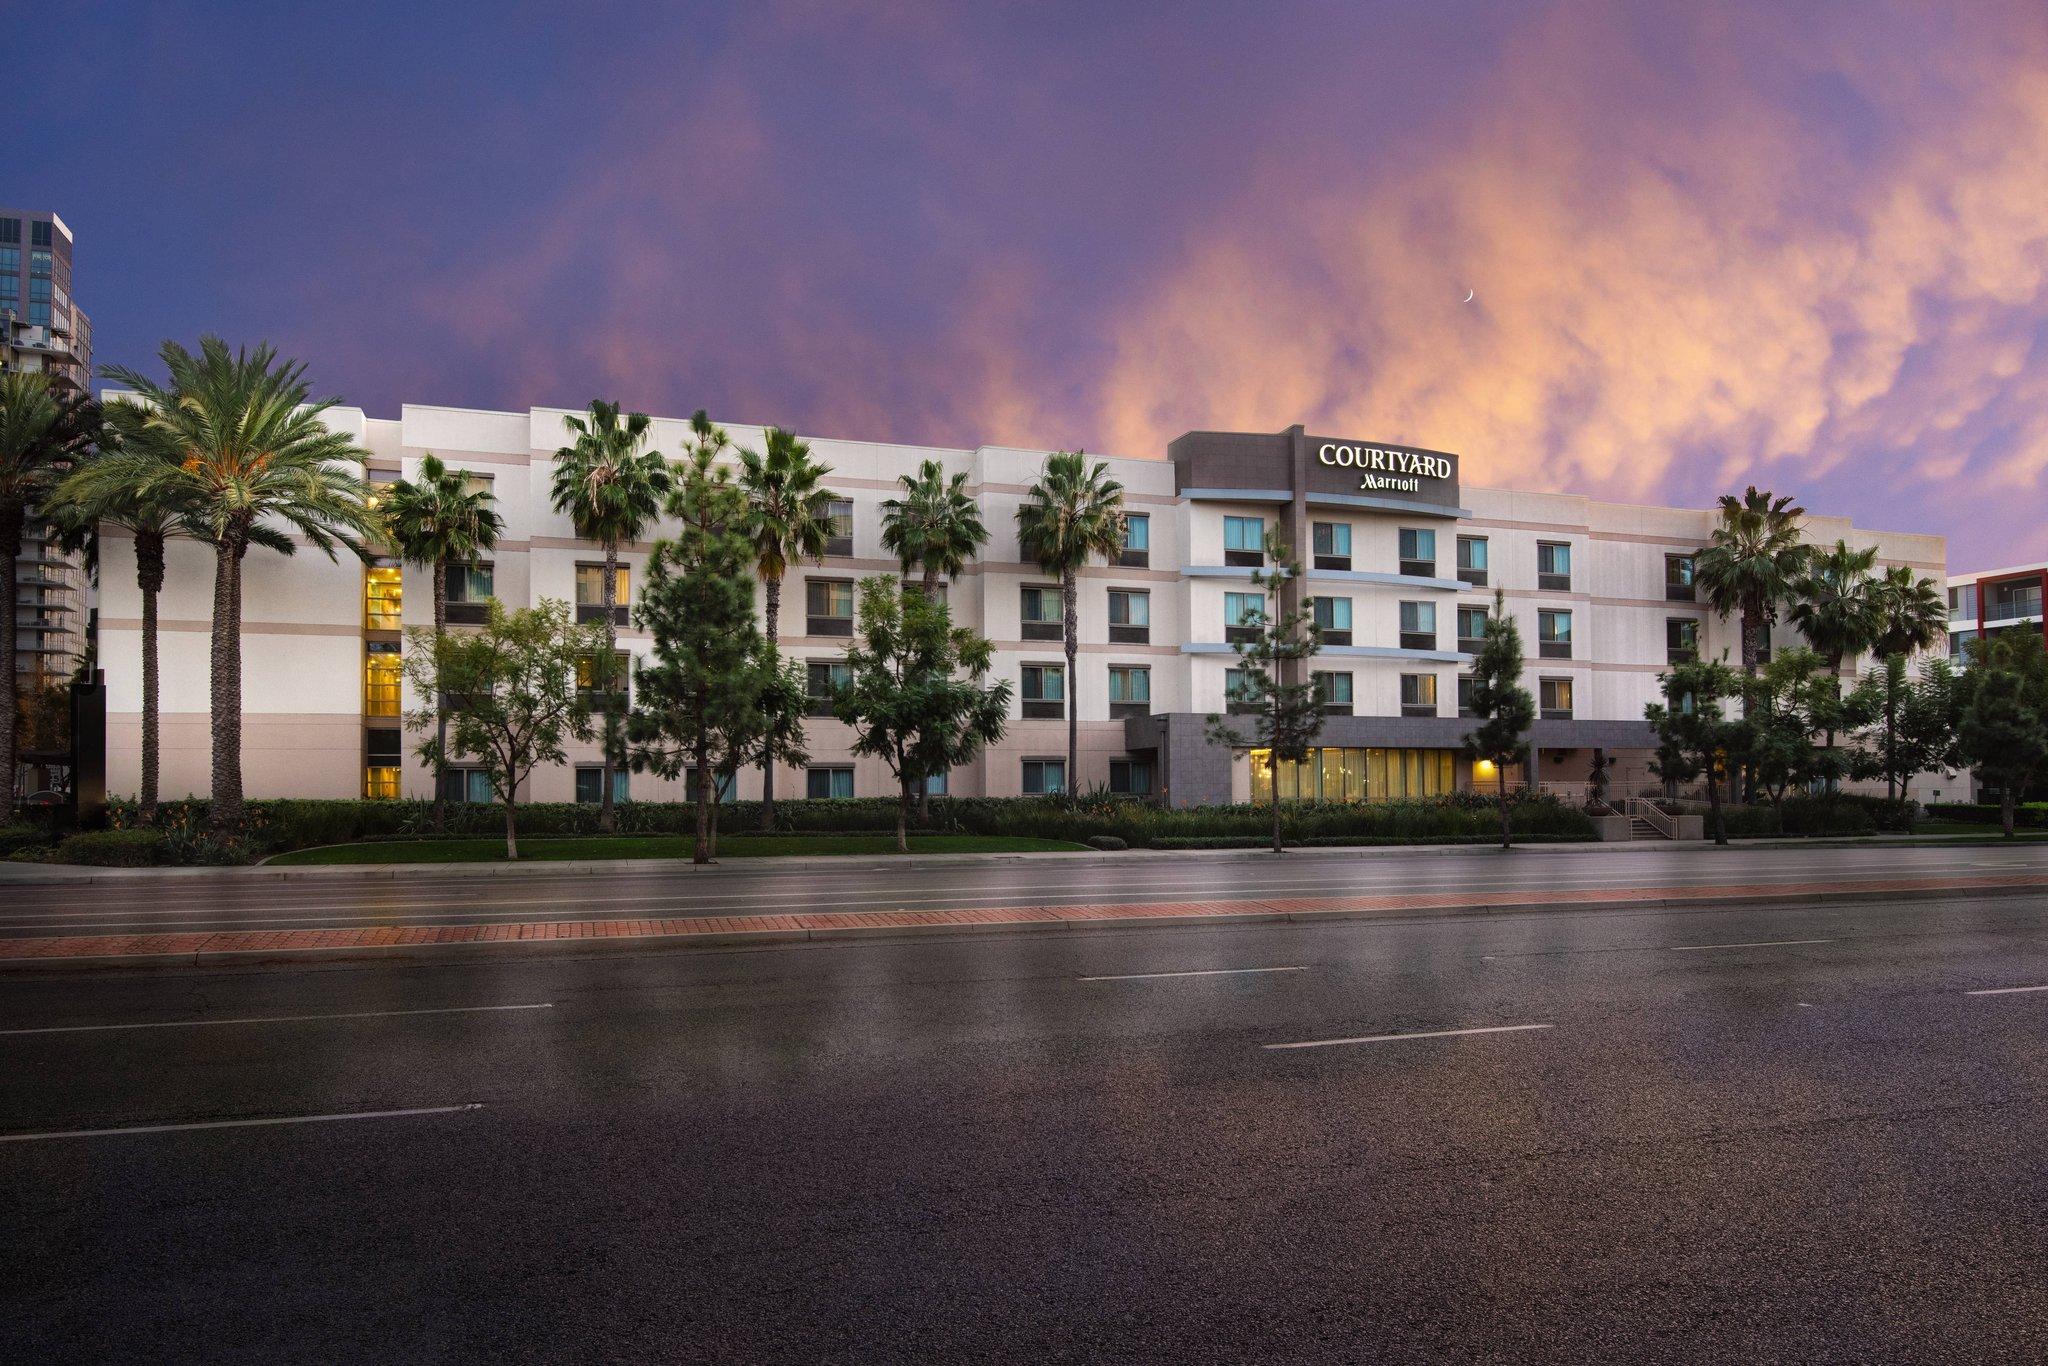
[1021,585,1063,640]
[1400,673,1438,718]
[924,771,949,796]
[1108,588,1150,643]
[27,300,48,326]
[805,659,851,717]
[1950,628,1975,661]
[685,769,738,803]
[806,766,855,799]
[904,579,948,608]
[1399,600,1436,651]
[1666,617,1699,663]
[0,218,17,243]
[1225,591,1265,643]
[445,561,494,624]
[1665,553,1696,602]
[1538,609,1573,658]
[1251,746,1455,804]
[1398,528,1436,577]
[363,561,403,631]
[439,768,496,804]
[1457,535,1488,586]
[1109,757,1154,797]
[1948,587,1970,621]
[1457,674,1477,718]
[29,247,51,275]
[1537,541,1573,590]
[1022,759,1067,796]
[27,275,51,302]
[1312,521,1352,571]
[1022,663,1066,719]
[0,276,15,307]
[575,563,631,626]
[364,729,402,800]
[1108,665,1151,718]
[576,651,631,707]
[806,579,855,636]
[1311,596,1353,646]
[1225,667,1258,715]
[364,641,401,717]
[1119,513,1150,568]
[1456,604,1489,653]
[1223,515,1265,567]
[1314,670,1354,715]
[574,767,631,805]
[824,499,855,556]
[30,220,51,247]
[1540,677,1574,720]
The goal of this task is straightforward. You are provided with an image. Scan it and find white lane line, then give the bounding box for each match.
[0,1103,484,1143]
[1080,966,1306,982]
[1265,1023,1554,1050]
[1965,984,2048,996]
[0,1003,554,1036]
[1670,939,1835,951]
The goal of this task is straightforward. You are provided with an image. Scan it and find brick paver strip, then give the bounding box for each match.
[2,872,2043,964]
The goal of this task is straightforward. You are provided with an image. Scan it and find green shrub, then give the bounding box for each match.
[1084,835,1129,851]
[0,825,49,858]
[49,828,170,867]
[1923,802,2048,828]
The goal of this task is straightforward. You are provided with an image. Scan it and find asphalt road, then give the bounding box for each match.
[11,881,2048,1362]
[4,839,2048,938]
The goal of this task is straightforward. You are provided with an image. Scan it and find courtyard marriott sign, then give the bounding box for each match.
[1315,442,1455,495]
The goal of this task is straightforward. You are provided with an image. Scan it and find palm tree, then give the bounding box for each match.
[551,400,670,833]
[0,374,98,816]
[1693,487,1807,676]
[1789,540,1882,675]
[100,338,374,827]
[1869,564,1947,660]
[381,453,504,830]
[1015,451,1126,794]
[735,424,835,829]
[882,458,988,595]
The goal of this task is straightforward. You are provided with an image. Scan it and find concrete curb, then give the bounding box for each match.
[5,879,2038,973]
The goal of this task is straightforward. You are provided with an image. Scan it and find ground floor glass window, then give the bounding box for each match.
[1249,747,1456,804]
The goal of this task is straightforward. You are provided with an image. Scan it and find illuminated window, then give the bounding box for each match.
[1250,747,1456,804]
[364,563,403,630]
[364,641,401,717]
[364,766,400,799]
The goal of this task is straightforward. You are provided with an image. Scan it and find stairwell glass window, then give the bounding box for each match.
[1021,586,1063,640]
[1538,541,1573,590]
[1225,592,1265,644]
[1541,677,1575,720]
[1119,513,1150,567]
[1022,759,1066,795]
[824,500,854,556]
[1538,609,1573,658]
[1399,600,1437,650]
[575,564,630,626]
[1313,670,1354,715]
[1400,673,1438,717]
[807,579,855,636]
[1107,588,1149,643]
[1457,535,1489,586]
[1311,596,1352,646]
[1022,664,1065,719]
[1108,665,1151,717]
[1224,516,1265,567]
[805,660,850,717]
[1312,521,1352,571]
[364,641,401,717]
[1456,604,1489,653]
[807,766,855,799]
[1398,528,1436,577]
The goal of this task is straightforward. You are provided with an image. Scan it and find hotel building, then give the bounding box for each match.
[95,409,1946,809]
[1947,561,2046,665]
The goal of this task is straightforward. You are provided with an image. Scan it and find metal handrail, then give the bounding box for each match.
[1626,798,1676,838]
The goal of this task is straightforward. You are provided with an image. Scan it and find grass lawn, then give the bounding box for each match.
[267,833,1091,865]
[1910,821,2048,839]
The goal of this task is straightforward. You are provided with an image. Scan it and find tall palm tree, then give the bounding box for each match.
[1015,451,1126,794]
[0,373,98,816]
[1869,564,1948,660]
[100,338,374,827]
[551,399,670,833]
[735,424,835,829]
[882,458,988,595]
[1789,540,1882,674]
[381,453,504,830]
[1693,487,1807,676]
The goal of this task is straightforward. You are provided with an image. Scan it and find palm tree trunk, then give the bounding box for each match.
[761,573,780,832]
[599,543,619,833]
[431,561,449,832]
[1063,571,1078,795]
[136,530,165,823]
[208,535,247,827]
[0,509,20,819]
[1739,604,1762,804]
[1707,771,1727,846]
[916,567,940,827]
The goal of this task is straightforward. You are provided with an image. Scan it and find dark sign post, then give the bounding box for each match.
[69,667,107,830]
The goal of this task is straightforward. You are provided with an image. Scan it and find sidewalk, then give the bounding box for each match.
[4,870,2043,970]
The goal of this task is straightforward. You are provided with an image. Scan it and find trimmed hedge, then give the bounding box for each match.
[0,825,51,858]
[1923,802,2048,829]
[1151,832,1592,850]
[1718,794,1913,839]
[45,828,170,867]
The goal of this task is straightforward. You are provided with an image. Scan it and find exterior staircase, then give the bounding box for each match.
[1627,815,1668,840]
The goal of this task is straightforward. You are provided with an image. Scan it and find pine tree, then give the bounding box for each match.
[1205,536,1323,854]
[1461,590,1536,849]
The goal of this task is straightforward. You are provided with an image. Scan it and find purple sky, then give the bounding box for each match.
[19,0,2048,570]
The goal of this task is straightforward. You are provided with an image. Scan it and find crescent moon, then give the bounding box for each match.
[1462,289,1475,304]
